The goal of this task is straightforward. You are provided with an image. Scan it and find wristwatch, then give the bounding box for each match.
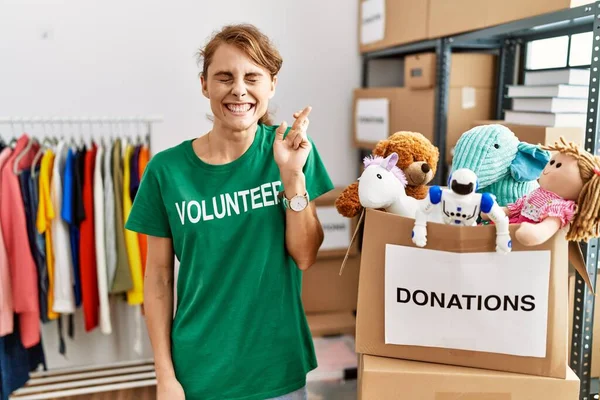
[282,192,310,212]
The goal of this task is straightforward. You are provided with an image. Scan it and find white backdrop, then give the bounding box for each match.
[0,0,361,369]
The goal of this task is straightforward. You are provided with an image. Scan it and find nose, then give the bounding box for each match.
[232,81,247,98]
[421,163,431,173]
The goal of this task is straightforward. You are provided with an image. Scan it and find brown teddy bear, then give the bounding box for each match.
[335,131,440,218]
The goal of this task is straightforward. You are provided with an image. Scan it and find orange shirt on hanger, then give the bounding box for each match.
[137,145,149,276]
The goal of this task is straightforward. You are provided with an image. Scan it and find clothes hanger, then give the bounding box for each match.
[13,136,36,175]
[30,137,52,177]
[30,120,51,176]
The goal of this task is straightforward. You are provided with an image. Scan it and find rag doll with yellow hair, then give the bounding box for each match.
[484,137,600,246]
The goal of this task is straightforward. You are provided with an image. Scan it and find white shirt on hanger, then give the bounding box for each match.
[104,139,117,287]
[94,142,112,335]
[51,140,75,314]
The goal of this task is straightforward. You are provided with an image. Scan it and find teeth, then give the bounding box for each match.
[226,103,252,113]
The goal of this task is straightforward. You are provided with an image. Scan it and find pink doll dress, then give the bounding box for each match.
[507,187,576,228]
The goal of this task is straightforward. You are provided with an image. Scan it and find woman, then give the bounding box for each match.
[125,23,334,400]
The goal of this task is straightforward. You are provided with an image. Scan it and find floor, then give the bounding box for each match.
[306,335,358,399]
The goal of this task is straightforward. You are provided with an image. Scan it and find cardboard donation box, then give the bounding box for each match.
[355,209,575,379]
[358,0,428,53]
[358,354,580,400]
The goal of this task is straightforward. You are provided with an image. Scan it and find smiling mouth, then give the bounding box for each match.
[224,103,255,115]
[542,170,550,175]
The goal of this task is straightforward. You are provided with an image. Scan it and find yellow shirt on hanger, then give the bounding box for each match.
[123,143,144,305]
[36,149,58,321]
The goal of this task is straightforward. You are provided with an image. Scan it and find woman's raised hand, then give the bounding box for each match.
[274,106,312,175]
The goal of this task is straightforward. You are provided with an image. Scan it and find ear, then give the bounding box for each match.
[269,75,277,99]
[510,142,551,182]
[201,74,209,99]
[382,152,399,171]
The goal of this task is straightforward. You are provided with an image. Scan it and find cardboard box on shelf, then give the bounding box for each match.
[354,87,495,162]
[405,53,496,90]
[353,209,590,379]
[428,0,593,39]
[358,0,429,54]
[315,188,359,260]
[358,354,580,400]
[302,256,360,314]
[307,311,356,337]
[353,87,435,148]
[471,120,585,148]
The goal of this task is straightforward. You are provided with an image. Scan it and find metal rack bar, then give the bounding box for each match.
[0,116,163,124]
[451,3,595,43]
[495,39,518,120]
[432,38,451,185]
[363,39,438,60]
[570,3,600,398]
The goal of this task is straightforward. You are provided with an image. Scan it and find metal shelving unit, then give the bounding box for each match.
[360,2,600,398]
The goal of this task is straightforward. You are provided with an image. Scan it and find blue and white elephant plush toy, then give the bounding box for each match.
[450,124,551,207]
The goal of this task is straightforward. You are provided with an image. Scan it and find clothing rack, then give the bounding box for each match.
[0,116,162,148]
[0,116,163,399]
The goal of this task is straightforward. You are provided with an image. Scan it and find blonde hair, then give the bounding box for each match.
[196,24,283,126]
[542,137,600,242]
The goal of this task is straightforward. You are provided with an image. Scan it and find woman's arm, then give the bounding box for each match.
[282,171,324,271]
[144,236,178,382]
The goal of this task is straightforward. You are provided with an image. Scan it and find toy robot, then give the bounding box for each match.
[412,168,512,254]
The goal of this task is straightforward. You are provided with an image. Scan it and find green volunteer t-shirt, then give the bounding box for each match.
[125,123,334,400]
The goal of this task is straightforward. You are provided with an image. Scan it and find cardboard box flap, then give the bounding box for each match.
[362,353,579,380]
[569,240,594,294]
[340,209,365,276]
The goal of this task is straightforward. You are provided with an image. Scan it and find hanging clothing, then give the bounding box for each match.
[0,135,41,348]
[19,168,49,324]
[28,164,49,322]
[123,144,143,306]
[103,141,117,289]
[51,141,75,315]
[61,147,82,308]
[0,315,46,400]
[130,145,141,200]
[111,139,133,294]
[93,143,111,335]
[36,149,58,321]
[137,144,149,277]
[0,148,14,337]
[80,144,99,332]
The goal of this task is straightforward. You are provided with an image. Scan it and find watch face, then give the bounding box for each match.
[290,195,308,211]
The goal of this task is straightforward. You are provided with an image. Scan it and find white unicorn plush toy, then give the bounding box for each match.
[358,152,420,219]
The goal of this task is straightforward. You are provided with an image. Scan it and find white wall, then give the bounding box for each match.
[0,0,360,369]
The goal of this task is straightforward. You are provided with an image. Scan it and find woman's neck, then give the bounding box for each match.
[193,121,258,165]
